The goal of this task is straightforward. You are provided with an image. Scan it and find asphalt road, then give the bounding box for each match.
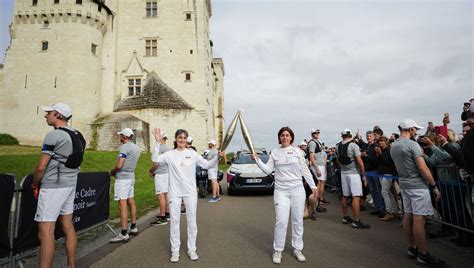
[90,186,473,268]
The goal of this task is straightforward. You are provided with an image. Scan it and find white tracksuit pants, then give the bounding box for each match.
[273,186,306,251]
[168,195,198,253]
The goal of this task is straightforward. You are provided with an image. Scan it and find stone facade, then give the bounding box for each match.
[0,0,224,152]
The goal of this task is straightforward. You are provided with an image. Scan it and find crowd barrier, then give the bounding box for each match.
[430,165,473,234]
[0,172,115,268]
[325,163,474,234]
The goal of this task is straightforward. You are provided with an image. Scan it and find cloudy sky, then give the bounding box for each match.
[1,0,472,151]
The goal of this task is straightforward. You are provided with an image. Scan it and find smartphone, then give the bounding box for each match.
[435,126,448,138]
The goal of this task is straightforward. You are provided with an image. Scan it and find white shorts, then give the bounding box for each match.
[316,165,327,181]
[401,188,434,216]
[35,187,76,222]
[208,169,218,180]
[154,173,169,194]
[341,173,363,197]
[114,179,135,201]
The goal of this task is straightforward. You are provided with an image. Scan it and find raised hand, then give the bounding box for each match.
[152,128,162,142]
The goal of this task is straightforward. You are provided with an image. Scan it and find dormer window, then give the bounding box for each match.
[128,78,142,96]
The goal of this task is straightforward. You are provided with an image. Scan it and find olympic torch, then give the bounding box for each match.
[219,110,241,151]
[238,113,256,155]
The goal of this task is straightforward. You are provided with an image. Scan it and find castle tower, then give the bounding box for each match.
[0,0,224,152]
[0,0,112,145]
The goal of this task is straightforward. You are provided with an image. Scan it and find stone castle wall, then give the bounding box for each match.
[0,0,224,151]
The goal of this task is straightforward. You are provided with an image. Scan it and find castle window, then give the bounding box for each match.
[128,78,142,96]
[41,41,48,51]
[145,39,157,56]
[184,72,192,82]
[43,20,49,28]
[32,0,38,6]
[190,50,193,54]
[91,43,97,55]
[76,0,82,5]
[185,12,192,21]
[54,0,60,4]
[146,2,157,17]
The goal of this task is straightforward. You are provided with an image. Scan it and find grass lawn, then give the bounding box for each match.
[0,145,229,220]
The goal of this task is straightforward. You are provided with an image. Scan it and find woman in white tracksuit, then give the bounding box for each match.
[152,128,220,263]
[253,127,318,264]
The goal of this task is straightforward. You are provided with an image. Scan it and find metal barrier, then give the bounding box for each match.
[429,165,474,234]
[0,173,117,268]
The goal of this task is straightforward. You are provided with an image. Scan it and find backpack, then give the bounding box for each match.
[306,140,322,156]
[56,127,86,168]
[337,141,353,165]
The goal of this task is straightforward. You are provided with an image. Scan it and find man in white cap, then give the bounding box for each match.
[336,129,370,229]
[308,129,329,206]
[109,128,141,243]
[150,131,171,226]
[186,136,197,151]
[32,103,82,267]
[206,139,221,202]
[390,119,444,266]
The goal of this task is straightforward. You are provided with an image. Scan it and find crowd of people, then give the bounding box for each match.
[295,98,474,267]
[31,99,473,267]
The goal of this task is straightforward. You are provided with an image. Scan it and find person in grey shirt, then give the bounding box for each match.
[206,140,221,202]
[308,129,329,206]
[150,131,171,226]
[336,129,370,229]
[390,119,443,267]
[32,103,79,268]
[109,128,141,243]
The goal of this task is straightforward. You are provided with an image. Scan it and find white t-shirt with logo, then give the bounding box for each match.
[153,147,219,197]
[256,146,316,191]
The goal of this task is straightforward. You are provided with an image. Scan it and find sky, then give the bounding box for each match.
[1,0,472,152]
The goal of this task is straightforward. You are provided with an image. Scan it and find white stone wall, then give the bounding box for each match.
[0,0,108,144]
[0,0,224,150]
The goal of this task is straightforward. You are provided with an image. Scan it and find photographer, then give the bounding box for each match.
[461,99,473,121]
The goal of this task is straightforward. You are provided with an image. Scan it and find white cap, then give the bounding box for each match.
[208,139,216,146]
[398,119,423,130]
[161,132,167,139]
[117,128,134,137]
[299,141,307,146]
[341,128,352,135]
[311,128,320,134]
[187,136,193,143]
[42,103,72,119]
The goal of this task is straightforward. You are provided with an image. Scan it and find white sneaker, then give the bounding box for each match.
[272,251,282,264]
[109,233,129,243]
[188,250,199,261]
[128,227,138,235]
[170,252,180,263]
[293,249,306,262]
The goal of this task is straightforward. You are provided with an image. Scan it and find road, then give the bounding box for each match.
[88,187,473,268]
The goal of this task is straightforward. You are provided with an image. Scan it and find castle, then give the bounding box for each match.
[0,0,224,152]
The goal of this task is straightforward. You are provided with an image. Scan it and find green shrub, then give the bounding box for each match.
[0,133,19,145]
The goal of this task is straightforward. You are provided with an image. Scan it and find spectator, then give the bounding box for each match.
[375,136,399,221]
[461,99,473,121]
[390,119,444,266]
[361,131,385,218]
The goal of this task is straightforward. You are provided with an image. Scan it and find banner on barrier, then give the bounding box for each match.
[14,172,110,254]
[0,174,15,258]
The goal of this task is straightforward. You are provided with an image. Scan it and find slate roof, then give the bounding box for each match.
[114,72,193,112]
